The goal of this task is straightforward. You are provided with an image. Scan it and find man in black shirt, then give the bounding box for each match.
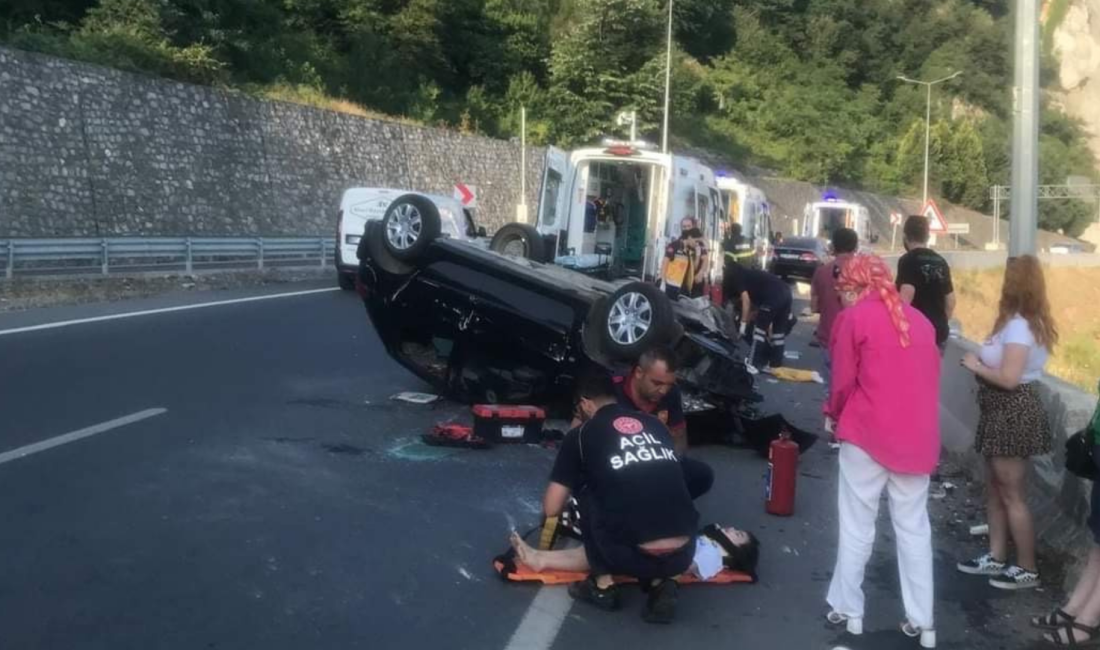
[723,263,795,369]
[612,347,713,498]
[896,215,955,349]
[544,373,698,623]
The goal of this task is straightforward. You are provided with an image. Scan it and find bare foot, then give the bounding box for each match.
[510,531,544,571]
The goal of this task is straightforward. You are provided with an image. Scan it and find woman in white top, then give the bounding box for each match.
[957,255,1058,591]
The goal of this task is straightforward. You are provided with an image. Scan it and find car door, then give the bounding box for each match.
[536,146,571,248]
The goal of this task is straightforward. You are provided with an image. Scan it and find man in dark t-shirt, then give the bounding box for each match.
[612,347,713,500]
[545,373,698,622]
[896,215,955,348]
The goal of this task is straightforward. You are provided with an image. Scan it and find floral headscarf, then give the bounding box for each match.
[836,253,911,348]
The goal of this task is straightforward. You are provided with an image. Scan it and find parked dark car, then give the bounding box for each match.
[354,194,756,422]
[768,236,829,281]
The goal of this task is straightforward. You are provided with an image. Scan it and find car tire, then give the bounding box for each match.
[362,220,415,276]
[596,282,676,361]
[380,194,442,262]
[490,223,547,262]
[338,272,356,291]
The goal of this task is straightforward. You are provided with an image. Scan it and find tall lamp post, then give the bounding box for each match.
[897,71,963,204]
[661,0,673,154]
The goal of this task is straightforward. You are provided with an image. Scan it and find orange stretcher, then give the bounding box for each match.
[492,554,755,586]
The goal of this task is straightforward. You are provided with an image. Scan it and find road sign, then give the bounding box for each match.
[920,198,948,233]
[946,223,970,235]
[454,183,477,208]
[890,212,903,226]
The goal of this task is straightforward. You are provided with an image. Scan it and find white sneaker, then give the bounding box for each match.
[826,611,863,635]
[902,621,936,648]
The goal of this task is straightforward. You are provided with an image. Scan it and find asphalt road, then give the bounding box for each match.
[0,281,1063,649]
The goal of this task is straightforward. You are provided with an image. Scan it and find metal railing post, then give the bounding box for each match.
[257,238,264,270]
[185,237,193,273]
[6,241,13,279]
[101,239,109,275]
[319,238,326,268]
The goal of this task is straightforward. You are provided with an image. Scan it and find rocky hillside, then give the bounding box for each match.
[1052,0,1100,168]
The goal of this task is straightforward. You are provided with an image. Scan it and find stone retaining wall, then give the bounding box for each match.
[0,46,545,239]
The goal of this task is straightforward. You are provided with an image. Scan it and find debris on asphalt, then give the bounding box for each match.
[970,524,989,536]
[422,424,490,449]
[392,392,441,404]
[784,351,802,360]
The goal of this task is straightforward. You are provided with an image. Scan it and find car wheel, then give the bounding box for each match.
[338,272,356,291]
[597,282,676,361]
[381,194,442,262]
[489,223,547,262]
[363,220,415,276]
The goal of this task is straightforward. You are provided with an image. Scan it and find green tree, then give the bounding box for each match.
[943,120,990,210]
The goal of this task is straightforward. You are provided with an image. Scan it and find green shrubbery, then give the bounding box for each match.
[3,0,1097,235]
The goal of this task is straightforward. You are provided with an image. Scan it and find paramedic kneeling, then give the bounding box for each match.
[545,372,699,624]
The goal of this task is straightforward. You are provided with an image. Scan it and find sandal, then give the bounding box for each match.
[1033,609,1077,630]
[1044,623,1100,647]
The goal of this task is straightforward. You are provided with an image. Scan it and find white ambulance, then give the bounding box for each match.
[494,141,724,286]
[800,192,873,244]
[716,175,773,270]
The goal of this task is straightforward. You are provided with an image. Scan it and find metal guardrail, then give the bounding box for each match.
[0,237,337,278]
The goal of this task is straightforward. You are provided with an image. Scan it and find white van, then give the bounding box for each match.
[335,187,479,289]
[800,194,873,244]
[716,175,772,270]
[512,141,723,285]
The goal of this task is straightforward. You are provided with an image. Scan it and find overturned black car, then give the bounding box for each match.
[355,193,759,430]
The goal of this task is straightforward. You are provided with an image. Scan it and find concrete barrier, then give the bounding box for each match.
[939,337,1099,587]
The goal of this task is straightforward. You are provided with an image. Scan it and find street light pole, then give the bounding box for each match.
[661,0,673,154]
[1010,0,1040,256]
[897,71,963,205]
[923,83,932,204]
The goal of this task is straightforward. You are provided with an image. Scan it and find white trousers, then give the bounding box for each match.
[827,444,935,630]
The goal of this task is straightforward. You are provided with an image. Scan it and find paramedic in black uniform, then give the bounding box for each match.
[565,347,713,500]
[723,262,794,369]
[543,372,698,623]
[612,347,714,499]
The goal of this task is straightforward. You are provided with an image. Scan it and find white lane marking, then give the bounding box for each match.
[503,586,574,650]
[0,288,340,338]
[0,408,167,465]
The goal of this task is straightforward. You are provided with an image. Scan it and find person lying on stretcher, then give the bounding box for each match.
[507,523,760,582]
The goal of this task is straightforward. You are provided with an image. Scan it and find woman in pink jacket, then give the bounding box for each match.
[823,254,942,649]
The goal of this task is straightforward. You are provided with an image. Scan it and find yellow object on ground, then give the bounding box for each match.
[770,366,822,383]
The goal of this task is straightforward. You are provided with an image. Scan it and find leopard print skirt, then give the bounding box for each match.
[975,381,1052,458]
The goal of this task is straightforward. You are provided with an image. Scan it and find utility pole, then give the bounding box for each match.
[897,71,963,205]
[661,0,673,154]
[1010,0,1040,256]
[519,106,527,223]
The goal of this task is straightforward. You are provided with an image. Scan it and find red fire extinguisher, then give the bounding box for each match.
[766,431,799,516]
[708,283,723,305]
